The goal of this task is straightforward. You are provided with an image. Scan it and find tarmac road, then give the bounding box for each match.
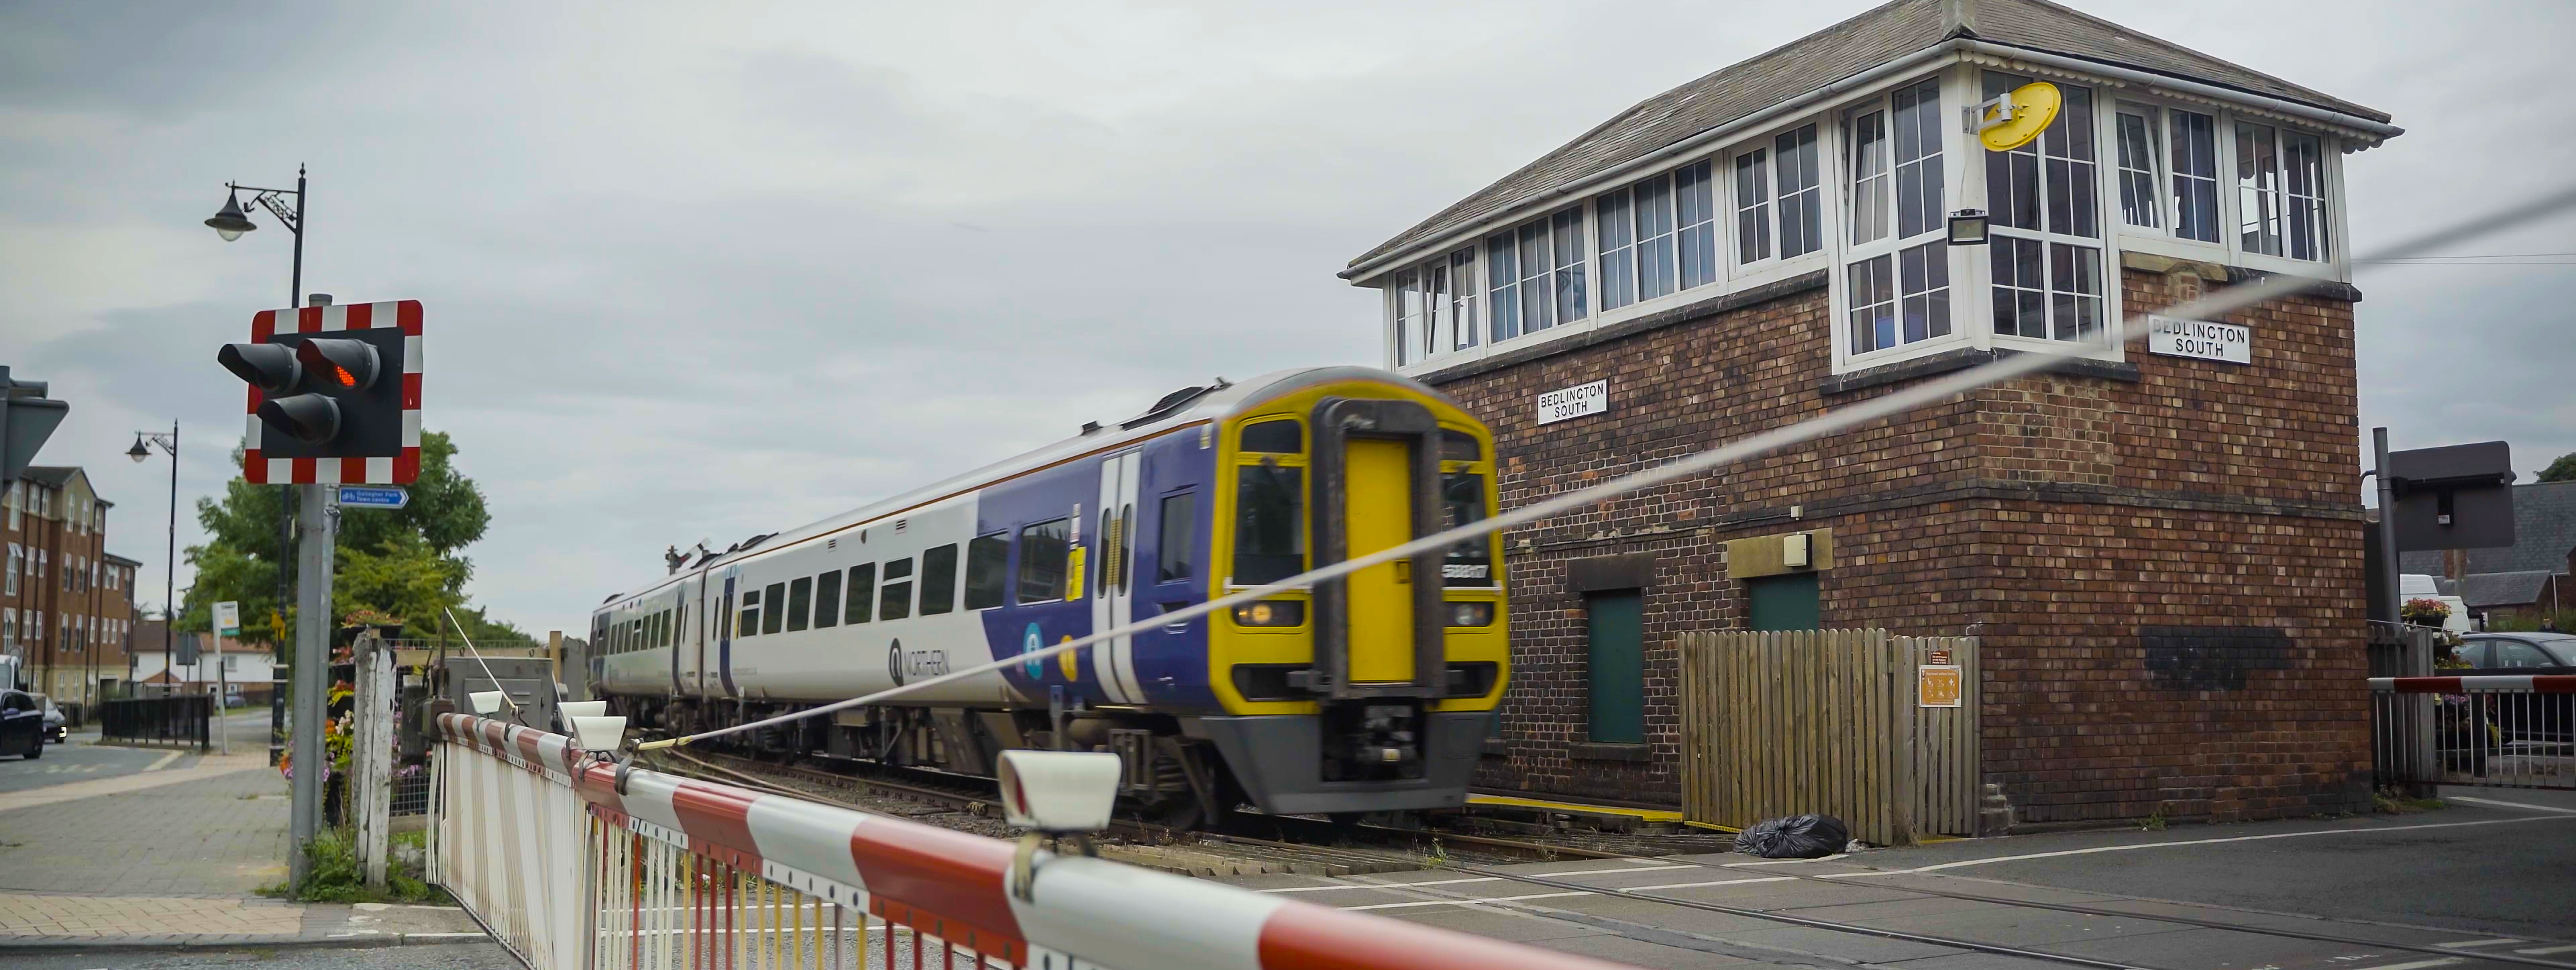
[0,710,274,796]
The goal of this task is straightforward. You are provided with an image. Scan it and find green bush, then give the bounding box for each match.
[262,830,451,904]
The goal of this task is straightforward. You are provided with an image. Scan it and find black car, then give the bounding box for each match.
[2459,632,2576,743]
[0,689,46,759]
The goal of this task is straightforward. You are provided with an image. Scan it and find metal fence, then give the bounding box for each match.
[1680,629,1982,845]
[433,713,1636,970]
[2372,675,2576,792]
[99,695,212,751]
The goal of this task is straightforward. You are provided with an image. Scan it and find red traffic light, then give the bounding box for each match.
[294,339,380,391]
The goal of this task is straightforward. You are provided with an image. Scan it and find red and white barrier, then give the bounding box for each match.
[2368,675,2576,694]
[436,714,1638,970]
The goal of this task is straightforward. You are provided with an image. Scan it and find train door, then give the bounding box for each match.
[1092,450,1146,702]
[667,586,688,696]
[1341,438,1415,684]
[716,570,739,698]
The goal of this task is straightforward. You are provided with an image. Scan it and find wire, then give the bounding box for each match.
[635,180,2576,753]
[2367,252,2576,260]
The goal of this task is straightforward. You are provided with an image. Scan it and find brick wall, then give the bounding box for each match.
[1426,264,2373,822]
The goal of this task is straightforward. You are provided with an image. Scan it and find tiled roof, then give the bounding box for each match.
[2457,571,2557,610]
[2400,480,2576,577]
[1346,0,2390,274]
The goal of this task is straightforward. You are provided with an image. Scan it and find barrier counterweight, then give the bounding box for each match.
[432,714,1640,970]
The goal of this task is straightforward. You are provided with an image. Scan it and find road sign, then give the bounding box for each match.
[2387,441,2516,551]
[223,300,423,485]
[337,485,410,510]
[215,601,242,636]
[0,366,69,486]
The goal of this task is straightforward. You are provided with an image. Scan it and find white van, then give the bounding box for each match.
[2399,574,2475,633]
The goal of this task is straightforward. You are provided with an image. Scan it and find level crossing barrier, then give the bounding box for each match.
[2371,675,2576,792]
[433,713,1638,970]
[99,694,212,751]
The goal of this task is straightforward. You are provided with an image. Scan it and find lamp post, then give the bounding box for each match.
[126,426,177,695]
[205,167,322,888]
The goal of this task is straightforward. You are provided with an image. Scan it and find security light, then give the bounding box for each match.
[1947,209,1990,246]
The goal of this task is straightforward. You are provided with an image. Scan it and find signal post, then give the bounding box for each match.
[218,297,423,888]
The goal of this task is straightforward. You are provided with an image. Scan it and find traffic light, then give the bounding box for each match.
[222,300,423,484]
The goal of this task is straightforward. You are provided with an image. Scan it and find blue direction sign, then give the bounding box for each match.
[337,485,410,510]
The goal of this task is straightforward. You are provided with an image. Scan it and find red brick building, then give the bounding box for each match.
[1342,0,2396,825]
[4,467,142,706]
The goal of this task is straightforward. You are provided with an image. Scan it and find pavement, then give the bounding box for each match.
[1219,790,2576,969]
[0,712,488,953]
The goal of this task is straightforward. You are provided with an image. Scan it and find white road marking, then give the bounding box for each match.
[2449,796,2576,814]
[2346,958,2461,970]
[1260,877,1499,893]
[1721,853,1850,866]
[1898,815,2573,873]
[2518,945,2576,955]
[143,751,182,771]
[1619,875,1794,892]
[2432,938,2524,949]
[1341,892,1591,912]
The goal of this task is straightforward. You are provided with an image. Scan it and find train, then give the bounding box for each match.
[582,366,1509,825]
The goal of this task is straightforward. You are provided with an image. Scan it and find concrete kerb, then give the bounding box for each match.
[0,929,491,953]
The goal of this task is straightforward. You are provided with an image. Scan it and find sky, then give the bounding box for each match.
[4,0,2572,635]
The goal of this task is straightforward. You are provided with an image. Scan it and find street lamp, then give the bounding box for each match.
[204,194,258,242]
[129,427,178,695]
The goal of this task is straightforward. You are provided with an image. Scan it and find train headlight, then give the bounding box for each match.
[1444,602,1495,627]
[1231,600,1305,627]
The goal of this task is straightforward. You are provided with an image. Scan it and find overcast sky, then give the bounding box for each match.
[5,0,2571,634]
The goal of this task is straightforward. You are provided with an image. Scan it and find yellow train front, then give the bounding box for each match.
[586,367,1506,823]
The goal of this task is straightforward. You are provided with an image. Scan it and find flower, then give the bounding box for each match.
[2401,597,2451,628]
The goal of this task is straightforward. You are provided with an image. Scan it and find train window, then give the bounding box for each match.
[738,590,759,638]
[963,533,1008,610]
[656,610,670,647]
[814,570,842,629]
[786,578,812,632]
[1441,472,1495,586]
[1016,519,1071,602]
[714,592,731,639]
[920,544,959,615]
[1440,429,1483,462]
[763,582,788,635]
[1157,494,1197,583]
[880,558,914,621]
[1232,463,1305,584]
[845,563,875,624]
[1240,419,1301,453]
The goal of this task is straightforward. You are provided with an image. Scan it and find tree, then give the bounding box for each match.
[179,431,523,644]
[2540,452,2576,484]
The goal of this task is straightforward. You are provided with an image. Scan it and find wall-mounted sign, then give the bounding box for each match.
[1536,380,1609,425]
[2147,315,2251,364]
[1918,664,1963,708]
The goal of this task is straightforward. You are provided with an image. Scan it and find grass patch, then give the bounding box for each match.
[2373,788,2447,814]
[258,830,451,904]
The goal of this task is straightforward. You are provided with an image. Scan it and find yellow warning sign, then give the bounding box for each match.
[1976,82,2061,152]
[1919,664,1963,708]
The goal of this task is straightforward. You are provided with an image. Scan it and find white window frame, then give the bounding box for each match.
[1974,69,2118,359]
[1481,207,1591,354]
[1727,119,1834,289]
[1384,244,1487,370]
[4,544,16,596]
[1837,74,1965,366]
[2107,97,2347,280]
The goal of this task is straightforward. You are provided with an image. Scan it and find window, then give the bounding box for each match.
[4,545,15,596]
[2,610,12,649]
[1442,248,1478,354]
[1240,419,1301,453]
[879,558,913,621]
[1439,473,1493,586]
[1015,520,1071,603]
[1388,248,1481,367]
[1734,147,1772,263]
[786,578,812,632]
[1485,209,1585,342]
[1391,268,1427,366]
[762,582,787,634]
[920,544,958,615]
[1232,463,1304,585]
[2169,109,2220,242]
[844,563,875,624]
[964,533,1008,609]
[2494,641,2557,669]
[2237,123,2329,261]
[815,570,841,628]
[1984,72,2105,345]
[1597,161,1717,313]
[1156,494,1197,583]
[1844,80,1949,357]
[1733,124,1822,266]
[2114,108,2160,228]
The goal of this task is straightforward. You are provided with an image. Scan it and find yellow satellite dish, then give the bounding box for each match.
[1977,82,2061,152]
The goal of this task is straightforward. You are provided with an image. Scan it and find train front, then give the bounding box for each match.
[1201,372,1508,816]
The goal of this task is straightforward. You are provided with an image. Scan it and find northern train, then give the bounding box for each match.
[583,367,1508,824]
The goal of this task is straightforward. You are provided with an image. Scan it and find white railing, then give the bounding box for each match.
[2371,675,2576,792]
[433,714,1639,970]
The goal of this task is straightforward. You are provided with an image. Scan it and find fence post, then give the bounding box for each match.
[356,643,396,888]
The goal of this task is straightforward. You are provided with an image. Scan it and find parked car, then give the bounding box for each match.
[2458,632,2576,743]
[33,694,66,744]
[0,689,46,759]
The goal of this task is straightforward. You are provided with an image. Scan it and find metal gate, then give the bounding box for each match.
[2371,675,2576,792]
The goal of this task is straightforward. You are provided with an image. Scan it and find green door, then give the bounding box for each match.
[1586,591,1644,744]
[1747,572,1821,631]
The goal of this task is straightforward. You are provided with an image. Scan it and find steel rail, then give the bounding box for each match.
[1618,850,2576,970]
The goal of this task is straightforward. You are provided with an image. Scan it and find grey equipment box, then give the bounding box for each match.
[444,657,562,733]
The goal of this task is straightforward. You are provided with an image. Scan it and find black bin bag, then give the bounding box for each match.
[1733,814,1851,859]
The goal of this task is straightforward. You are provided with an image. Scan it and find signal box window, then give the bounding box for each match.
[762,582,788,635]
[880,558,914,621]
[1157,494,1197,583]
[814,570,842,628]
[1233,464,1304,585]
[1240,420,1301,453]
[920,545,959,614]
[737,589,759,638]
[964,534,1009,609]
[786,578,812,632]
[1018,519,1071,603]
[844,564,875,625]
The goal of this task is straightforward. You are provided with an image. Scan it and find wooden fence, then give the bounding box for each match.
[1678,629,1980,846]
